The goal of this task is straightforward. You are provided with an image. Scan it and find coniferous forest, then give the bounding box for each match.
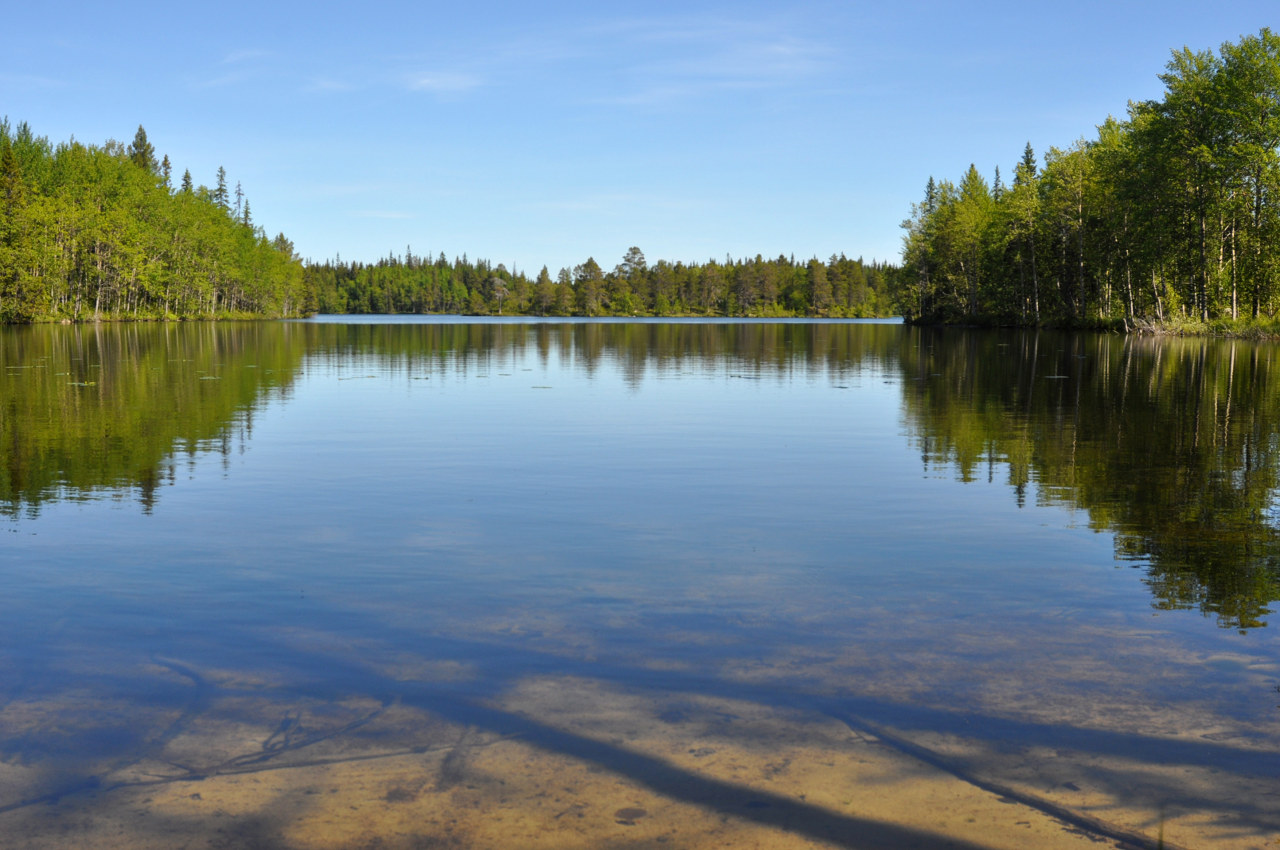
[897,29,1280,330]
[305,249,895,318]
[0,121,307,322]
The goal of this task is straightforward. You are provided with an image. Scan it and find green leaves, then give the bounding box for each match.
[898,29,1280,326]
[0,120,306,322]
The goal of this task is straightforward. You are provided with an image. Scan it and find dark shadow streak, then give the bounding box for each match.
[308,627,1280,780]
[390,682,1001,850]
[0,673,999,849]
[4,605,1274,848]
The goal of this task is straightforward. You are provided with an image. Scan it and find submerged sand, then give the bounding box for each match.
[1,664,1273,850]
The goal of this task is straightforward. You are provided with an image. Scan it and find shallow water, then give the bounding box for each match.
[1,317,1277,849]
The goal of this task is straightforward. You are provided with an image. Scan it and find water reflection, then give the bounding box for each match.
[296,319,903,386]
[2,319,1279,848]
[5,320,1280,628]
[901,329,1280,629]
[0,322,305,516]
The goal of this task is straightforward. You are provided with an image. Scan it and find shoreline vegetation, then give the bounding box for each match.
[913,313,1280,339]
[896,28,1280,337]
[304,248,895,319]
[0,121,307,322]
[0,119,895,324]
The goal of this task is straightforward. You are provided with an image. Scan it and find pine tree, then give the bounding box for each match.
[161,154,172,189]
[127,125,157,173]
[180,169,193,193]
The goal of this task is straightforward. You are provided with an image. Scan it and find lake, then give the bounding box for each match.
[1,317,1277,849]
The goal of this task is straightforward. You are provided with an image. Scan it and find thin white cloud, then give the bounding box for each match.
[185,49,278,89]
[192,71,253,90]
[609,31,829,105]
[506,14,831,107]
[190,49,273,89]
[380,13,826,108]
[407,72,483,95]
[223,49,272,64]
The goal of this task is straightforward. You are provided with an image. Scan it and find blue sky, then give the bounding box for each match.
[3,1,1275,274]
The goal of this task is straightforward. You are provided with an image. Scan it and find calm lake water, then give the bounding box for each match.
[1,317,1278,849]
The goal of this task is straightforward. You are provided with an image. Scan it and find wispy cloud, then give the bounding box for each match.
[223,49,272,64]
[190,48,275,89]
[407,71,483,96]
[497,14,831,108]
[381,12,826,107]
[596,21,829,105]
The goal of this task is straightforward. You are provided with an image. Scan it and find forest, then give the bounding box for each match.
[0,120,896,323]
[0,121,307,322]
[897,29,1280,329]
[305,248,895,318]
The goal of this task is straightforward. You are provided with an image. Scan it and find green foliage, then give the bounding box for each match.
[305,249,897,318]
[0,322,305,515]
[897,29,1280,328]
[0,120,308,323]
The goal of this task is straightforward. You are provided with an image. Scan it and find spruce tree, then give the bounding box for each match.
[1018,142,1037,180]
[213,166,228,210]
[127,125,157,173]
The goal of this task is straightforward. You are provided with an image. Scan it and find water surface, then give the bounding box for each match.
[1,318,1277,849]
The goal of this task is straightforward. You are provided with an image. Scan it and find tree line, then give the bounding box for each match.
[0,120,307,322]
[306,247,895,317]
[1,121,897,322]
[897,29,1280,328]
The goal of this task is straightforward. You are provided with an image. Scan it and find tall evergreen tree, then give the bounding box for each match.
[127,125,157,173]
[213,166,229,210]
